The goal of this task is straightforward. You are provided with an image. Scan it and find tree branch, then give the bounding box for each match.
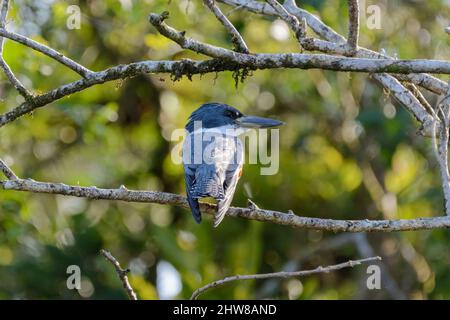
[265,0,306,46]
[0,158,17,180]
[218,0,445,135]
[203,0,249,53]
[0,0,33,100]
[0,10,447,130]
[435,88,450,215]
[0,5,448,234]
[346,0,360,55]
[190,256,381,299]
[2,177,450,232]
[148,12,450,75]
[0,28,93,78]
[0,55,447,130]
[219,0,448,95]
[100,249,137,300]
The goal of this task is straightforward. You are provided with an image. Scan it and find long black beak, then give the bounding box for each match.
[235,115,284,128]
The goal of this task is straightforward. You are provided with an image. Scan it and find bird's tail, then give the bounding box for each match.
[190,165,225,200]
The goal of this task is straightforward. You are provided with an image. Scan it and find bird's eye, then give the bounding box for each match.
[226,110,240,119]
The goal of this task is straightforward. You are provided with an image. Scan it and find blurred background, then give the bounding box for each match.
[0,0,449,299]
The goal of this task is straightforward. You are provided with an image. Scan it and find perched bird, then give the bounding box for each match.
[182,103,284,227]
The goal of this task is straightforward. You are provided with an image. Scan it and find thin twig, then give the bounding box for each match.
[346,0,360,55]
[203,0,249,53]
[0,28,93,78]
[404,82,438,120]
[190,256,381,299]
[0,158,17,180]
[2,177,450,232]
[265,0,306,45]
[100,249,137,300]
[0,0,33,100]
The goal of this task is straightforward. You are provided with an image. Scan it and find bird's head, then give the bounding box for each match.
[185,103,284,133]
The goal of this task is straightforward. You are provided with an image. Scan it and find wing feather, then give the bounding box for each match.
[184,165,202,223]
[214,164,242,227]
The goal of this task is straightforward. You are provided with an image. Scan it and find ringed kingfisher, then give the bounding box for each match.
[182,103,284,227]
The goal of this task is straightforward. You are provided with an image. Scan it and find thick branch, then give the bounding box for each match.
[203,0,249,53]
[2,177,450,232]
[190,256,381,299]
[0,59,232,127]
[436,91,450,215]
[100,249,137,300]
[0,52,448,130]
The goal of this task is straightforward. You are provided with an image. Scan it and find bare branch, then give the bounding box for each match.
[346,0,360,55]
[372,74,437,137]
[404,82,438,120]
[215,1,446,137]
[265,0,306,45]
[219,0,448,95]
[100,249,137,300]
[0,60,33,100]
[148,13,450,74]
[2,177,450,232]
[0,158,17,180]
[435,87,450,215]
[190,256,381,299]
[0,59,229,127]
[203,0,249,53]
[0,0,33,100]
[0,28,93,78]
[0,10,446,129]
[0,58,447,131]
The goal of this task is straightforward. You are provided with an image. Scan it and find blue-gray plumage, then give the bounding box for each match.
[182,103,283,227]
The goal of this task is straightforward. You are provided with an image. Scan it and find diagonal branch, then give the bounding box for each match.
[100,249,137,300]
[265,0,306,46]
[0,158,17,180]
[203,0,249,53]
[404,82,438,120]
[190,256,381,299]
[0,28,93,78]
[0,0,33,100]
